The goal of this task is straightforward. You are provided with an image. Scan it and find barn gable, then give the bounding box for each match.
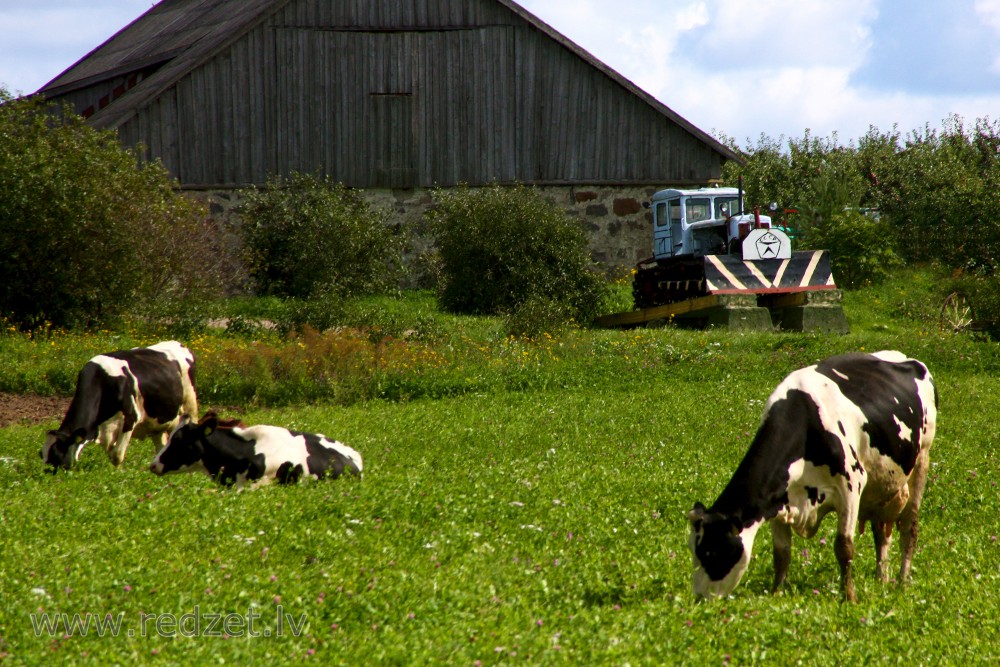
[38,0,738,190]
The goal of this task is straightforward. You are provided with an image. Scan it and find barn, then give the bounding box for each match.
[37,0,740,267]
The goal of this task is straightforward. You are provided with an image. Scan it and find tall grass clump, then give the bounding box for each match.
[946,272,1000,339]
[427,183,608,329]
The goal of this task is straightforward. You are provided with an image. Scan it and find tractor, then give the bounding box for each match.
[597,185,848,332]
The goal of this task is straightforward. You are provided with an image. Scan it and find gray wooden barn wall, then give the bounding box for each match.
[116,0,723,188]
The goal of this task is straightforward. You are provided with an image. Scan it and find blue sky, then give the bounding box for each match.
[851,0,1000,95]
[3,0,999,146]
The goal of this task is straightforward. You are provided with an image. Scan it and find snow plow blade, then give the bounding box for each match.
[702,250,836,295]
[604,250,848,332]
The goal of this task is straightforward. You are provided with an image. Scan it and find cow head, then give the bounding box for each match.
[149,414,214,476]
[687,502,755,598]
[40,429,88,471]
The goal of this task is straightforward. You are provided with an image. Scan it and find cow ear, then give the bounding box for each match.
[688,502,707,524]
[728,516,743,537]
[202,415,218,436]
[71,428,87,444]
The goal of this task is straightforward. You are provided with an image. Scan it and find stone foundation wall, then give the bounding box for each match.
[553,185,659,267]
[191,184,662,281]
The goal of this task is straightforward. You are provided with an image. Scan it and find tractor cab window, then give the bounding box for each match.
[667,199,682,225]
[685,198,710,223]
[715,197,739,219]
[655,202,668,227]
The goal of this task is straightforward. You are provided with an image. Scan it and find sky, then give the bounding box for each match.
[2,0,999,146]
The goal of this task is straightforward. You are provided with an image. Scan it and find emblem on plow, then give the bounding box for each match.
[756,232,781,258]
[742,228,792,261]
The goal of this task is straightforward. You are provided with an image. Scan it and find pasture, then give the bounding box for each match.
[0,270,998,665]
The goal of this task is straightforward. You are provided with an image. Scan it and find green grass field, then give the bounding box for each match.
[1,269,998,665]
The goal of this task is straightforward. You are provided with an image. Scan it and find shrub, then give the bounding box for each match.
[270,287,348,335]
[799,209,901,290]
[238,172,403,299]
[427,183,608,324]
[0,90,229,330]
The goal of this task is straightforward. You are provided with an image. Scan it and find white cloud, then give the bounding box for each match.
[975,0,1000,73]
[536,0,882,142]
[974,0,1000,30]
[608,3,708,100]
[675,2,711,32]
[692,0,877,69]
[519,0,1000,143]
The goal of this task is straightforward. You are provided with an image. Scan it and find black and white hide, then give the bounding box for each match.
[41,341,198,469]
[149,414,363,488]
[687,351,937,602]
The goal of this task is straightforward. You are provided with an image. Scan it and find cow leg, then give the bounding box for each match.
[109,432,134,467]
[97,420,122,464]
[871,520,891,582]
[770,520,792,594]
[834,507,859,602]
[898,448,931,583]
[104,420,134,467]
[834,531,856,602]
[107,405,140,467]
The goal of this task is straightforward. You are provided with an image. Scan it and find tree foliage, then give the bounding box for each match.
[238,172,403,299]
[863,117,1000,273]
[719,115,1000,289]
[427,183,608,325]
[0,90,230,330]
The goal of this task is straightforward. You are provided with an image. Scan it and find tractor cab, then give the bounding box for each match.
[649,187,780,260]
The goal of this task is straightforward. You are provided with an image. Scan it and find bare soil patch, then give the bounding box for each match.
[0,393,70,429]
[0,394,245,431]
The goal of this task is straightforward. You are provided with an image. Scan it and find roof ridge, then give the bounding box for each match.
[45,0,291,130]
[40,0,739,164]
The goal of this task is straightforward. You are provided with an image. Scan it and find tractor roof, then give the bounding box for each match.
[651,187,740,201]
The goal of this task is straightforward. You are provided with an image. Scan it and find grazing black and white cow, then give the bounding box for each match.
[149,413,363,488]
[41,341,198,470]
[688,351,937,602]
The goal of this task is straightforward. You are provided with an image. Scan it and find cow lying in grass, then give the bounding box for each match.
[688,351,937,602]
[149,414,363,488]
[42,341,198,470]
